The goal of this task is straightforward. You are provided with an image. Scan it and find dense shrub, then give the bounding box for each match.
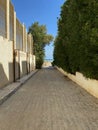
[54,0,98,79]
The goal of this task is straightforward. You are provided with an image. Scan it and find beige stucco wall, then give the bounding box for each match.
[0,0,35,87]
[14,51,35,80]
[56,66,98,98]
[0,36,13,88]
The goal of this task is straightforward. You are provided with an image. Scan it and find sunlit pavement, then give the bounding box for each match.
[0,67,98,130]
[42,61,52,68]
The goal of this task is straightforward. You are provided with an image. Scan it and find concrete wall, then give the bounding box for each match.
[56,67,98,98]
[0,36,13,88]
[15,50,35,80]
[0,0,35,88]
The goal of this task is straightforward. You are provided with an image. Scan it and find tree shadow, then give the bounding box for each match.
[9,62,14,82]
[0,63,8,88]
[43,66,55,70]
[21,61,27,77]
[15,61,20,80]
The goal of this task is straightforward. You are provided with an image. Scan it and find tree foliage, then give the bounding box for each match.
[53,0,98,79]
[28,22,53,69]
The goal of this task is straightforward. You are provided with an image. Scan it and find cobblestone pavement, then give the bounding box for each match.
[0,67,98,130]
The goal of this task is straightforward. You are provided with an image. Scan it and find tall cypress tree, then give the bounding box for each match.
[54,0,98,79]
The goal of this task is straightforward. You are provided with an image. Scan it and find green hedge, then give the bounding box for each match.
[54,0,98,79]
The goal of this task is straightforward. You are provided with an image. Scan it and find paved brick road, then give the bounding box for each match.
[0,67,98,130]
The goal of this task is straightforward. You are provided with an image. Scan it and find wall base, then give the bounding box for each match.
[56,66,98,98]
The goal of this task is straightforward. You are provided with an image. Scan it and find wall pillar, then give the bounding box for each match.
[26,32,27,53]
[32,36,33,54]
[33,55,36,69]
[13,11,16,82]
[6,0,10,40]
[14,11,16,49]
[30,34,32,54]
[22,24,24,51]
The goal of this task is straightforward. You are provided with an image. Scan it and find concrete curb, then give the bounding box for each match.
[0,70,39,105]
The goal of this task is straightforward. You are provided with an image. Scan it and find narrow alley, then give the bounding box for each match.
[0,67,98,130]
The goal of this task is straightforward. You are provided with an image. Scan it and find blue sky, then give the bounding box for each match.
[11,0,65,60]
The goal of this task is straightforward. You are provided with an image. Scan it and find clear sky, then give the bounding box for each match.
[11,0,65,60]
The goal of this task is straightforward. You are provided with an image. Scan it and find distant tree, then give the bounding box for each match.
[28,22,53,69]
